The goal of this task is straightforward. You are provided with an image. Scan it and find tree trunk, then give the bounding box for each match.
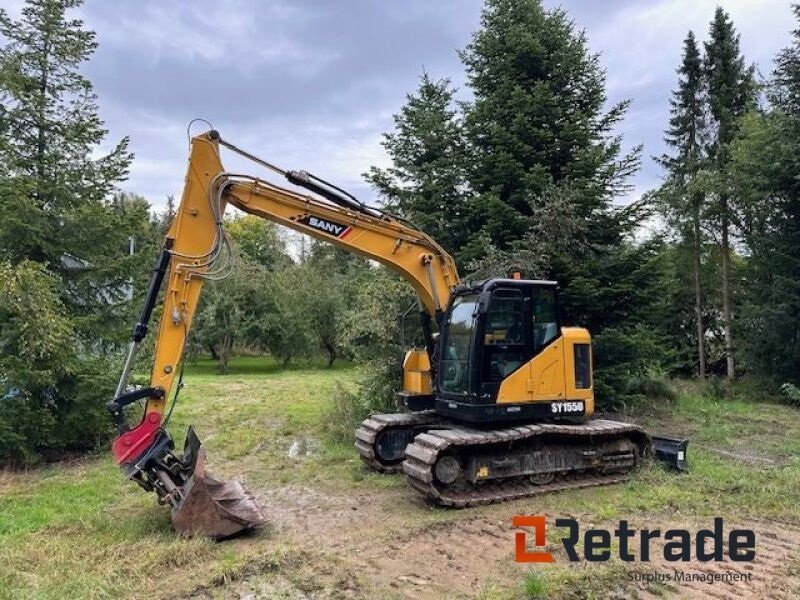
[692,196,706,380]
[720,195,735,379]
[218,335,231,372]
[323,340,337,368]
[208,343,219,361]
[36,43,50,190]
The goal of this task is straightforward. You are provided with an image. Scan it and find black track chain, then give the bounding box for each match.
[403,419,650,507]
[354,411,448,473]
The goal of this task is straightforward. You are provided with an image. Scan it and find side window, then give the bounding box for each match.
[531,287,559,350]
[440,295,478,394]
[482,289,526,382]
[484,289,525,346]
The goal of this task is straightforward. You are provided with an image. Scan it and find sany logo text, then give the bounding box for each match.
[296,214,352,239]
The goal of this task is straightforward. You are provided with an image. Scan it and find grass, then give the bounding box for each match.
[476,563,641,600]
[0,356,357,600]
[0,359,798,599]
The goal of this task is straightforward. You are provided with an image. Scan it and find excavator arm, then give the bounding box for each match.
[108,131,459,537]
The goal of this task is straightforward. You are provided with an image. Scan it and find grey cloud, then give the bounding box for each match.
[64,0,794,210]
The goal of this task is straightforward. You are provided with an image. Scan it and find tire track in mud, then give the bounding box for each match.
[633,519,800,599]
[252,486,800,599]
[258,486,519,599]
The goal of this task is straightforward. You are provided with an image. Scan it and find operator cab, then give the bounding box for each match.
[434,278,593,423]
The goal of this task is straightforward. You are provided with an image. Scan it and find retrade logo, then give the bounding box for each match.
[513,516,755,563]
[513,516,554,562]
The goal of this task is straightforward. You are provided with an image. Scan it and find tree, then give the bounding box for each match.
[0,261,113,463]
[773,4,800,114]
[190,272,246,372]
[324,265,418,442]
[258,266,314,367]
[729,5,800,384]
[703,7,756,379]
[0,0,144,462]
[0,0,132,260]
[0,0,137,343]
[226,215,291,271]
[461,0,640,258]
[457,0,673,407]
[300,242,369,367]
[657,31,709,379]
[365,73,471,262]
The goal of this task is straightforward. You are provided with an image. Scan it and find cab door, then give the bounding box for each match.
[527,286,566,401]
[494,285,565,404]
[478,287,532,401]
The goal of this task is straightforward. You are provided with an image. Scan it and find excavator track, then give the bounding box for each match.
[403,419,649,507]
[355,411,448,473]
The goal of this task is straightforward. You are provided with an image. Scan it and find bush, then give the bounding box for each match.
[0,262,114,464]
[324,267,414,442]
[593,325,676,410]
[324,359,405,444]
[780,382,800,406]
[625,366,678,403]
[703,376,728,402]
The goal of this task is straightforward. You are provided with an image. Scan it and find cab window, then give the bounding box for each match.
[440,294,478,394]
[482,289,526,382]
[532,287,558,350]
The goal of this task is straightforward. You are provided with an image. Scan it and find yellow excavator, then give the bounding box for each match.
[109,131,687,538]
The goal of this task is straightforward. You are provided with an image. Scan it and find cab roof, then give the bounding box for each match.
[453,277,558,295]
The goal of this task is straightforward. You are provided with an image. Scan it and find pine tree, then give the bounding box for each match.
[729,5,800,384]
[461,0,640,255]
[703,7,755,379]
[365,73,470,261]
[659,31,708,379]
[773,4,800,114]
[0,0,134,340]
[456,0,674,407]
[0,0,142,461]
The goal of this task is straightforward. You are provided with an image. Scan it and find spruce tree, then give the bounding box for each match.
[659,31,708,379]
[461,0,639,254]
[729,5,800,384]
[0,0,144,461]
[458,0,672,407]
[703,7,755,379]
[365,73,470,261]
[0,0,134,341]
[773,4,800,114]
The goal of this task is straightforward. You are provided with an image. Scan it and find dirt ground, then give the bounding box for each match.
[187,478,800,600]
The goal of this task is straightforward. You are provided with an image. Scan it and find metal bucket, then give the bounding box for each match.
[169,428,266,539]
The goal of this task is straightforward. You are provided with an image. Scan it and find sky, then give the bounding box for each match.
[4,0,796,210]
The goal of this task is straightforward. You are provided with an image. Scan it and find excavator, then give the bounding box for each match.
[109,130,688,538]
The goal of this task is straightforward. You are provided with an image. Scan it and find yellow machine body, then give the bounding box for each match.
[402,349,433,395]
[496,327,594,415]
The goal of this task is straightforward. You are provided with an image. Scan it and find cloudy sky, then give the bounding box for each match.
[6,0,796,210]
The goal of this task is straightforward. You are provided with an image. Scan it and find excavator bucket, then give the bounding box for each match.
[170,428,266,539]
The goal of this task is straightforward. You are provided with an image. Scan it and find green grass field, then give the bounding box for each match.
[0,357,798,599]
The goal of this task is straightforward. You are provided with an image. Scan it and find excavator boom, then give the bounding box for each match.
[109,131,459,537]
